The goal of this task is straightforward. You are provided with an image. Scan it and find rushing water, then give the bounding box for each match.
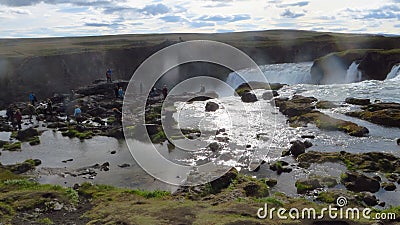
[1,62,399,205]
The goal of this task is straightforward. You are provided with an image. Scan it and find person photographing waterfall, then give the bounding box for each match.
[106,68,112,83]
[74,105,82,123]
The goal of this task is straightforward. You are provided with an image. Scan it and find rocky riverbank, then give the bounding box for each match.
[1,79,400,224]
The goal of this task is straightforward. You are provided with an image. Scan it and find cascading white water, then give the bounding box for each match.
[345,62,362,83]
[226,61,400,88]
[225,62,313,88]
[386,64,400,80]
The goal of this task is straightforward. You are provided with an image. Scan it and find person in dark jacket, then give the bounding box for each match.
[162,84,168,99]
[114,85,120,98]
[6,105,13,122]
[14,109,22,130]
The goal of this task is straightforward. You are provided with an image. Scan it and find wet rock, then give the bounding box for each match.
[295,176,337,194]
[187,96,213,102]
[397,138,400,145]
[102,128,124,139]
[345,97,371,105]
[100,162,110,171]
[372,175,382,182]
[110,150,116,154]
[243,181,269,197]
[118,163,130,168]
[303,140,313,148]
[346,108,400,128]
[210,168,238,193]
[87,107,107,117]
[289,140,312,157]
[0,123,13,132]
[0,140,8,148]
[316,100,338,109]
[360,192,378,206]
[205,101,219,112]
[295,178,323,194]
[341,171,380,193]
[262,90,278,100]
[145,124,160,136]
[16,127,39,142]
[241,92,258,103]
[301,134,315,139]
[292,111,369,137]
[235,82,284,97]
[281,150,290,157]
[265,179,278,187]
[270,161,291,174]
[47,122,67,129]
[215,136,229,142]
[382,182,396,191]
[28,136,40,146]
[62,159,73,163]
[208,142,221,152]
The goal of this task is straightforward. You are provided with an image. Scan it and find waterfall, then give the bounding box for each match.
[386,64,400,80]
[345,62,362,83]
[225,62,313,88]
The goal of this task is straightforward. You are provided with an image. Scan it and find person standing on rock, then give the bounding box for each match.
[118,87,124,99]
[6,105,13,122]
[74,105,82,123]
[29,92,37,106]
[27,103,37,123]
[162,84,168,99]
[106,68,112,83]
[114,85,120,98]
[46,98,53,114]
[14,109,22,130]
[112,108,122,124]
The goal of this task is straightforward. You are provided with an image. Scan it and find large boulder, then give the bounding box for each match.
[210,168,238,193]
[16,127,39,142]
[205,102,219,112]
[345,97,370,106]
[241,92,258,103]
[341,171,380,193]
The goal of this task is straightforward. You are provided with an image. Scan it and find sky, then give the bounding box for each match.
[0,0,399,38]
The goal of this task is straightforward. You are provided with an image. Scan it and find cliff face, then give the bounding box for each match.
[310,49,400,84]
[1,30,400,108]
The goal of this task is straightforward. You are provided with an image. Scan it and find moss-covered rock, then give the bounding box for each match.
[315,100,338,109]
[28,136,40,146]
[2,142,21,151]
[297,151,400,174]
[235,82,284,97]
[340,171,380,193]
[61,128,94,140]
[345,97,371,105]
[347,108,400,128]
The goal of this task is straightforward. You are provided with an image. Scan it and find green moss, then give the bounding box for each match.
[295,182,312,193]
[254,197,284,207]
[3,142,21,151]
[36,217,54,224]
[28,136,40,146]
[62,129,93,140]
[150,129,166,143]
[126,190,170,199]
[317,192,337,204]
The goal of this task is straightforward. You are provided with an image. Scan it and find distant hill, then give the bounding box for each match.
[0,30,400,108]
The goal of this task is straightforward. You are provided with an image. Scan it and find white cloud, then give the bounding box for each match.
[0,0,398,37]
